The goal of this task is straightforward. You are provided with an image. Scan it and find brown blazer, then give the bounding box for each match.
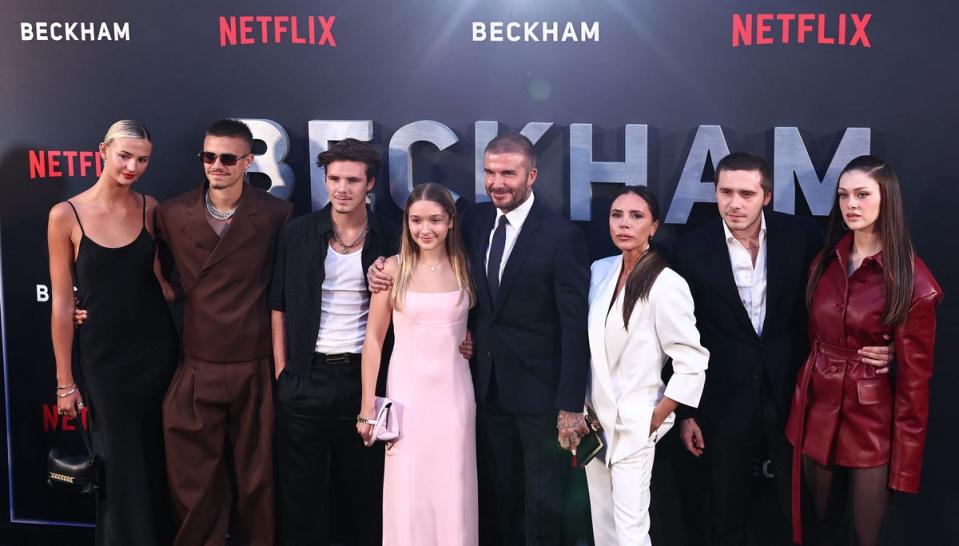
[157,183,292,362]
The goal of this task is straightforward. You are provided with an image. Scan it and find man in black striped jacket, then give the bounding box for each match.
[270,139,400,545]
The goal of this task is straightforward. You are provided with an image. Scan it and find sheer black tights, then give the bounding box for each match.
[803,455,890,546]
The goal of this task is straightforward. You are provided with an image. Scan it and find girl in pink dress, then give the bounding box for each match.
[357,183,478,546]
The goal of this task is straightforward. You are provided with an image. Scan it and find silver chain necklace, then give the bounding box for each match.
[331,222,368,252]
[205,191,237,221]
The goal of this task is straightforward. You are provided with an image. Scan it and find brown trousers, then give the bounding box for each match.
[163,356,275,546]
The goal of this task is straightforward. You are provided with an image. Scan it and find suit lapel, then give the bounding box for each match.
[201,184,259,273]
[706,221,757,338]
[471,205,497,309]
[588,255,620,404]
[492,200,541,316]
[761,215,784,339]
[180,187,220,252]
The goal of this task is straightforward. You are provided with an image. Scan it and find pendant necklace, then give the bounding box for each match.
[332,222,368,253]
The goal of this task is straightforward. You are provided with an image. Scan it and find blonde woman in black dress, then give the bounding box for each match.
[48,120,178,545]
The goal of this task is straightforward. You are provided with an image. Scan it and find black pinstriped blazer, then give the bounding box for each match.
[269,205,400,378]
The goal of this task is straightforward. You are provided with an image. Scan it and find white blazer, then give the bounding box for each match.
[587,255,709,464]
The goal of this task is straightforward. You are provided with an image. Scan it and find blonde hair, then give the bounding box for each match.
[102,120,152,148]
[391,183,475,310]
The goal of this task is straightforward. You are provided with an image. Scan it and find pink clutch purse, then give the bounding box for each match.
[364,396,400,447]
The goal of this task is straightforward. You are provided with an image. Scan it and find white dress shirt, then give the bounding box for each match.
[722,212,767,336]
[484,192,536,283]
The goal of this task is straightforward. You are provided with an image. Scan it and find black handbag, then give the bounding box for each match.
[47,408,99,494]
[575,407,606,468]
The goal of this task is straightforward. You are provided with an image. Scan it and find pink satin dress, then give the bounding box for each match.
[382,290,478,546]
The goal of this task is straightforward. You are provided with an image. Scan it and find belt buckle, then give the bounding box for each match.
[325,353,350,365]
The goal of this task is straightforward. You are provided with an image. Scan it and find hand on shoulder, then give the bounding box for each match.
[383,255,400,276]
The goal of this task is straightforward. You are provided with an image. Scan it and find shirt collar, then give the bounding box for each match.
[722,211,767,244]
[495,192,535,230]
[833,230,884,269]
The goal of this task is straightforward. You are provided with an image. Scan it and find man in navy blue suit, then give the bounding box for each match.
[465,134,590,546]
[370,133,590,545]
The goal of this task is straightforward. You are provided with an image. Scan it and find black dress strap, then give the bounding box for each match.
[65,200,86,236]
[140,193,147,229]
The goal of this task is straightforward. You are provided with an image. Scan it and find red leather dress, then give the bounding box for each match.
[785,232,942,543]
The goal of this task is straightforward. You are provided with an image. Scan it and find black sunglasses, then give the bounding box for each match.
[197,151,251,166]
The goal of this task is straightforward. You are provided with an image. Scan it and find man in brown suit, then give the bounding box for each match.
[157,119,292,545]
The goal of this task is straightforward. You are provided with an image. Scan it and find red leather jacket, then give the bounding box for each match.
[785,233,942,542]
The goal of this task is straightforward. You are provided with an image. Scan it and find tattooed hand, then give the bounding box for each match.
[557,410,589,452]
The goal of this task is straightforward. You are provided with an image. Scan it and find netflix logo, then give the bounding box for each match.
[42,404,89,432]
[219,16,336,47]
[732,13,872,47]
[29,149,103,179]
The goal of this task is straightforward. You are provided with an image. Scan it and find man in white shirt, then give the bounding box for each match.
[367,133,591,545]
[673,152,892,545]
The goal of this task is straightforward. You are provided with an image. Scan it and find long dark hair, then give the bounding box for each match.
[805,155,914,326]
[613,186,668,328]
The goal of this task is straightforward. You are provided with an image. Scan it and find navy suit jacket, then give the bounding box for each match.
[672,211,823,433]
[463,197,590,415]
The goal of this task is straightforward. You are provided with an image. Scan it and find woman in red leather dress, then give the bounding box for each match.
[785,155,942,546]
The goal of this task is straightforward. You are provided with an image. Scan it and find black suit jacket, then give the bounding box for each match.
[463,197,590,415]
[269,205,400,378]
[673,211,823,433]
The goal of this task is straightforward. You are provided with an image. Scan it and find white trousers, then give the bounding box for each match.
[585,416,675,546]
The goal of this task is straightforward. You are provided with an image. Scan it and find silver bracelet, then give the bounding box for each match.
[56,386,77,398]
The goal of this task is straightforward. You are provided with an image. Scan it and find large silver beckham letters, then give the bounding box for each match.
[246,119,870,222]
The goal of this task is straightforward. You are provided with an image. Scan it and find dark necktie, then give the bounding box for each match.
[487,215,509,301]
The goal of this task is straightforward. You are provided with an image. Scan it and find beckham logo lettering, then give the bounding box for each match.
[20,21,130,42]
[472,21,600,43]
[219,16,336,47]
[732,13,872,47]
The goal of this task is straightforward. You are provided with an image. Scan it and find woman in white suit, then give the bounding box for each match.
[585,186,709,545]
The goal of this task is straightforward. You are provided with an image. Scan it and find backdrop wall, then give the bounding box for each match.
[1,1,956,543]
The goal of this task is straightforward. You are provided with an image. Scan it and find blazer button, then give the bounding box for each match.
[752,373,760,381]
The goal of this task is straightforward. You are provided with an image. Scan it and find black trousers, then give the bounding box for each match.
[476,401,574,546]
[274,354,384,546]
[702,385,793,546]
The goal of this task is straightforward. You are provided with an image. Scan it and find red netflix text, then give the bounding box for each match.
[219,16,336,47]
[42,404,89,431]
[29,150,102,179]
[732,13,871,47]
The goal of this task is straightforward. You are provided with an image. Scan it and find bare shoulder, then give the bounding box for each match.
[142,193,160,209]
[383,255,400,276]
[48,201,78,229]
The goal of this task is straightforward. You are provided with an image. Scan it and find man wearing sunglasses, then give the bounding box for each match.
[156,118,292,545]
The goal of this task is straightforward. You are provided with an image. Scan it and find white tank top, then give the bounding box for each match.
[315,246,369,354]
